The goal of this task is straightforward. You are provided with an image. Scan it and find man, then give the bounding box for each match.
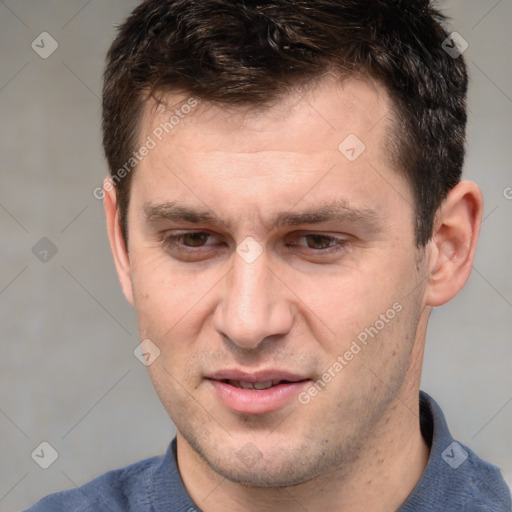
[27,0,511,510]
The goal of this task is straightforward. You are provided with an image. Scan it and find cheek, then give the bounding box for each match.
[145,359,199,426]
[130,251,200,332]
[307,253,419,362]
[129,251,225,372]
[132,276,181,338]
[303,268,396,338]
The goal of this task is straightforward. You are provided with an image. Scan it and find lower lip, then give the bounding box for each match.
[207,380,310,415]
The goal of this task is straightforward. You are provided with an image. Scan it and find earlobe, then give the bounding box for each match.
[103,178,135,306]
[425,181,484,307]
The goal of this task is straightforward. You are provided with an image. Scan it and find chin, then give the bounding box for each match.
[210,459,318,488]
[192,436,341,489]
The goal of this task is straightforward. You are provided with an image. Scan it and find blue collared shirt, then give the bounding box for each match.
[25,392,511,511]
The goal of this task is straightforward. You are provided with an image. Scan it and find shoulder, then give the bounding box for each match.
[401,392,512,511]
[425,442,512,511]
[24,453,164,512]
[456,445,511,511]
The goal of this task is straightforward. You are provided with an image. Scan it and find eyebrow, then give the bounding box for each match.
[143,200,383,231]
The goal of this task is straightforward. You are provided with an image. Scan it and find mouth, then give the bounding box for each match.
[222,379,304,390]
[206,370,311,414]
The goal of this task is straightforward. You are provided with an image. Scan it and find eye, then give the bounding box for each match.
[162,231,218,250]
[299,234,340,250]
[292,233,348,251]
[160,230,350,263]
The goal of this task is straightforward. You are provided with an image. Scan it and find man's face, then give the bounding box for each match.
[121,77,430,486]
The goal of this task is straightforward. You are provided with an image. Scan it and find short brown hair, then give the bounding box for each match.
[102,0,468,247]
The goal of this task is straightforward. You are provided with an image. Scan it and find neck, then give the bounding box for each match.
[176,388,430,512]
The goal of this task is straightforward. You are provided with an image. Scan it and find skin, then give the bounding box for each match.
[104,76,483,512]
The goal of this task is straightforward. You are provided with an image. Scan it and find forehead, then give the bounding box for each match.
[142,75,394,157]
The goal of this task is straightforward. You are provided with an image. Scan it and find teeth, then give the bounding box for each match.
[253,381,273,390]
[229,380,276,390]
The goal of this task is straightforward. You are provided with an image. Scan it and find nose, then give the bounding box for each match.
[212,247,294,351]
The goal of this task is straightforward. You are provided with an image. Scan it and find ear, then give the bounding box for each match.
[103,178,135,306]
[424,181,484,307]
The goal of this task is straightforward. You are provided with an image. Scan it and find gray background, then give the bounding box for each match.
[0,1,511,510]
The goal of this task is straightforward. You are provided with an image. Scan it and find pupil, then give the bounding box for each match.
[307,235,330,249]
[185,233,208,246]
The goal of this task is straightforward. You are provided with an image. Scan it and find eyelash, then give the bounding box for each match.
[161,231,349,256]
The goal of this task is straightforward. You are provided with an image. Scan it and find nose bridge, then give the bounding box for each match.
[230,252,269,316]
[229,254,271,328]
[214,250,292,349]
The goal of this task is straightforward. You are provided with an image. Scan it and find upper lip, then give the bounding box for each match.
[206,369,310,383]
